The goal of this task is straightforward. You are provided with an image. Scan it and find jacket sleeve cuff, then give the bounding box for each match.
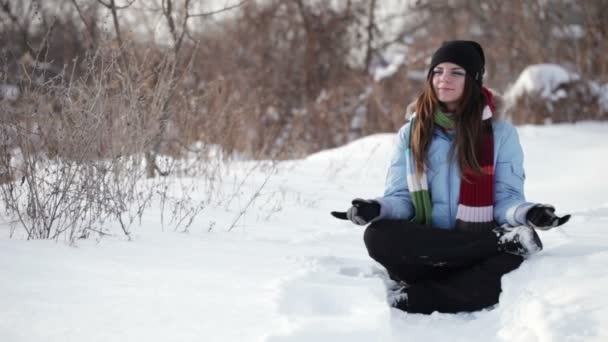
[506,202,537,226]
[374,197,392,220]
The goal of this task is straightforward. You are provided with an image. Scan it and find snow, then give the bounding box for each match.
[504,64,579,105]
[595,83,608,112]
[0,84,20,101]
[372,47,407,82]
[498,226,542,255]
[551,25,585,40]
[2,122,608,341]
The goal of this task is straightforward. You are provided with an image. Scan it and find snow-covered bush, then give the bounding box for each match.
[504,64,606,124]
[591,82,608,115]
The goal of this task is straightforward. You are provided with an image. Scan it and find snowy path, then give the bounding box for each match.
[1,122,608,342]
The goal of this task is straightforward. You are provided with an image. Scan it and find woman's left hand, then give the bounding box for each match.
[526,204,571,230]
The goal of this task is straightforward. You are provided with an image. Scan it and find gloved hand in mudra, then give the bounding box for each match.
[526,204,571,230]
[331,198,381,225]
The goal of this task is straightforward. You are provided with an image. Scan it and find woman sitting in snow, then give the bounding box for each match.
[332,40,570,314]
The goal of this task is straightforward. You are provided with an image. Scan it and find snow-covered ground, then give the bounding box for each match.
[1,122,608,342]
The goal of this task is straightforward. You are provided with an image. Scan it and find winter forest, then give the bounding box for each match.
[1,0,608,341]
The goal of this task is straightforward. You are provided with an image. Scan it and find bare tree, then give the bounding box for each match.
[143,0,249,177]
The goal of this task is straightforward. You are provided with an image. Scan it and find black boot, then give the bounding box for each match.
[494,226,543,256]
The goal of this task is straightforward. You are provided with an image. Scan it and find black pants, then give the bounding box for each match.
[364,219,524,314]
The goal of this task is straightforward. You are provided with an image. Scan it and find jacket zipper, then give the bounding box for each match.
[447,132,456,228]
[448,157,453,227]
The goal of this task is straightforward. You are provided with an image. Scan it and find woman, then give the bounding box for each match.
[332,40,570,314]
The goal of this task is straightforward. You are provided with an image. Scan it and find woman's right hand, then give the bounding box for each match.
[331,199,381,225]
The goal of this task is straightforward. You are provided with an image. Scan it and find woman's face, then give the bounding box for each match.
[431,62,466,111]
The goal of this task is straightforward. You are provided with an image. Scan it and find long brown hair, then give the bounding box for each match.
[411,74,488,179]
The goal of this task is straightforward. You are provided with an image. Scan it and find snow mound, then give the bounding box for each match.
[596,83,608,112]
[504,64,579,105]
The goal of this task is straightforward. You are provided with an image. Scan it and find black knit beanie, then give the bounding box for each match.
[428,40,485,85]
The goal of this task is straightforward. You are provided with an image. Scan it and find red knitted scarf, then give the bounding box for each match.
[454,87,496,232]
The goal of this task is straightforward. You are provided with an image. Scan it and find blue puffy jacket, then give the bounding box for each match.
[376,119,536,229]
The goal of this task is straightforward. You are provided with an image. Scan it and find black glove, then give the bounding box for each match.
[526,204,571,231]
[331,198,381,225]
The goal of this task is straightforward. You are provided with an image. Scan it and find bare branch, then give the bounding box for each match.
[174,0,192,54]
[188,0,248,18]
[103,0,124,46]
[228,165,274,232]
[70,0,97,47]
[364,0,377,70]
[161,0,178,48]
[0,0,36,56]
[97,0,134,73]
[97,0,136,10]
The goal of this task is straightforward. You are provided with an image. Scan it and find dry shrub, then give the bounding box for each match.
[184,0,413,159]
[0,39,226,242]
